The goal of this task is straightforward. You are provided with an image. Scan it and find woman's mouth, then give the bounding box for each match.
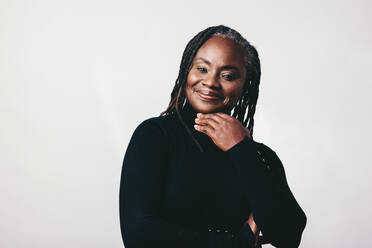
[197,91,221,101]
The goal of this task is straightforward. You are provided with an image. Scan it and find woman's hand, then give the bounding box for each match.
[245,212,259,246]
[194,112,252,152]
[246,212,259,235]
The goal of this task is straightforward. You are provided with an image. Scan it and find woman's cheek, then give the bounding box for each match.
[187,72,202,84]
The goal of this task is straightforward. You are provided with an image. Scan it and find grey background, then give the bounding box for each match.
[1,0,371,247]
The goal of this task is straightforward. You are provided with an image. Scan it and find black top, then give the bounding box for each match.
[119,101,307,248]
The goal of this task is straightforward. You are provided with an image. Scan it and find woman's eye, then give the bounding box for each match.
[197,67,207,73]
[222,74,235,81]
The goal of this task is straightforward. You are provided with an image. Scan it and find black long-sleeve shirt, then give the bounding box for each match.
[119,101,307,248]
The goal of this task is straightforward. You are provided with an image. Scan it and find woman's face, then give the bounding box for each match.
[186,35,247,114]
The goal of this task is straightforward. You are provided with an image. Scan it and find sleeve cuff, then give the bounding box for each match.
[226,135,256,153]
[225,136,257,174]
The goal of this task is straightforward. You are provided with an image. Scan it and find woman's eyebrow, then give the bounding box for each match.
[194,57,240,72]
[194,57,211,65]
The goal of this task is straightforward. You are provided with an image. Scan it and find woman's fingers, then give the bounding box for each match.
[194,122,214,134]
[194,112,230,129]
[194,113,221,135]
[195,116,219,130]
[194,112,248,151]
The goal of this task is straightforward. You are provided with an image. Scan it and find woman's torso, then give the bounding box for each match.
[150,104,252,234]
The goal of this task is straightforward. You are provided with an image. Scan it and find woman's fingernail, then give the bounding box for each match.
[197,113,202,117]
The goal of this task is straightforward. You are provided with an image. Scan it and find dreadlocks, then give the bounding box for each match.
[160,25,261,138]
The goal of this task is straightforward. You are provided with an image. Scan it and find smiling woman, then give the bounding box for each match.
[119,25,307,248]
[186,36,247,115]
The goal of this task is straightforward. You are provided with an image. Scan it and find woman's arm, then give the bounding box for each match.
[119,119,257,248]
[226,136,307,248]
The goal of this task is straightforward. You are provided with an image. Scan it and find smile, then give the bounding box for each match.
[197,91,221,101]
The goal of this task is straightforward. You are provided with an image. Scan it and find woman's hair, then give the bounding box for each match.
[160,24,261,137]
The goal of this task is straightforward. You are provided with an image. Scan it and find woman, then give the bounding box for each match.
[119,25,307,248]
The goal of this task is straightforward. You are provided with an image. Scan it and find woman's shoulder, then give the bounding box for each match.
[133,113,179,139]
[251,140,285,172]
[254,140,277,156]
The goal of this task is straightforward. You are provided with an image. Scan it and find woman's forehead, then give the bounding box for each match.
[194,36,245,67]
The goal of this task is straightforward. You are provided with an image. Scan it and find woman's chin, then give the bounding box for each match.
[193,102,229,114]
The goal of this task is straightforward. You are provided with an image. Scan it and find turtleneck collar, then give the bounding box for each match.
[177,100,221,152]
[179,100,199,130]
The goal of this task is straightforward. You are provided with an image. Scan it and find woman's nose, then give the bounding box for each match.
[202,74,221,88]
